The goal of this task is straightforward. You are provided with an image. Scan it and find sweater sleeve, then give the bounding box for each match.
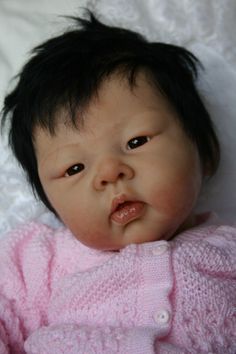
[169,224,236,352]
[0,222,60,353]
[0,294,25,354]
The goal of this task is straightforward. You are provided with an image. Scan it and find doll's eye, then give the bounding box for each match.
[65,163,85,177]
[127,136,151,150]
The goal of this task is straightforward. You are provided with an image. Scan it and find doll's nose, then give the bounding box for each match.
[93,156,134,190]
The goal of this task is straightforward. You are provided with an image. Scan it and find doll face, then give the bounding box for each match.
[35,72,202,250]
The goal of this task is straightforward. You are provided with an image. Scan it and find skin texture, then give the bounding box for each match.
[35,73,203,250]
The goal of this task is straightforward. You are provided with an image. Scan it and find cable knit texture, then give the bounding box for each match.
[0,222,235,353]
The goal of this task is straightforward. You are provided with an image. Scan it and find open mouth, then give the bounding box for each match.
[110,200,145,225]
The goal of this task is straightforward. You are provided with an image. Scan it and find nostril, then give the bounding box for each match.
[118,172,125,179]
[101,180,107,186]
[101,172,125,186]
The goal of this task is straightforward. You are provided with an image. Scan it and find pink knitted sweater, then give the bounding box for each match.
[0,221,235,353]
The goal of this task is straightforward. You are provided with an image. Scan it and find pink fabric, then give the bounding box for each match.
[0,221,235,353]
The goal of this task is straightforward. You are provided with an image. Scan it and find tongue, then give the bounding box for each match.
[111,201,144,225]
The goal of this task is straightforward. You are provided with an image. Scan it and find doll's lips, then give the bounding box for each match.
[110,196,145,225]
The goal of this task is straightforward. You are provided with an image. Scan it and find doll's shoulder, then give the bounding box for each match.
[172,223,236,275]
[175,221,236,247]
[0,221,82,281]
[0,221,73,257]
[0,221,112,279]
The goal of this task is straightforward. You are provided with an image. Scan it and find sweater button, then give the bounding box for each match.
[152,244,169,256]
[154,310,170,324]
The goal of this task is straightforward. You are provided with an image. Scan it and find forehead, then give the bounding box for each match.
[63,72,174,127]
[84,71,174,121]
[34,72,178,157]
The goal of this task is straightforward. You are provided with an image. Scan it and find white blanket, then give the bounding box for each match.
[1,0,236,236]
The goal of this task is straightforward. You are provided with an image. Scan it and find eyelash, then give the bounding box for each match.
[64,136,150,177]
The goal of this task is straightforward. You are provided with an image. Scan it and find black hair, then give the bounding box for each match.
[1,11,220,213]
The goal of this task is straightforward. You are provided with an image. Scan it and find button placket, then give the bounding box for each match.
[150,242,172,329]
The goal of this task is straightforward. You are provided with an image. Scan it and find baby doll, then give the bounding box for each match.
[0,11,235,354]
